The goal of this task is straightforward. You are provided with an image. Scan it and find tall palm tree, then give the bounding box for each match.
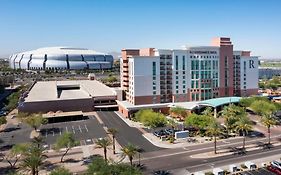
[235,116,252,150]
[261,114,277,145]
[167,119,177,138]
[206,121,222,154]
[121,143,138,166]
[107,128,118,154]
[20,143,47,175]
[95,137,111,161]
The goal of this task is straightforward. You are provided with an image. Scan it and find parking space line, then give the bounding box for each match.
[78,125,82,133]
[45,131,48,138]
[59,128,62,135]
[84,124,89,132]
[52,130,55,136]
[72,126,76,134]
[66,126,68,132]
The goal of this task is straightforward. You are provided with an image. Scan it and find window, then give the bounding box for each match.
[153,91,156,95]
[152,62,156,76]
[153,86,156,90]
[175,56,178,70]
[176,90,178,94]
[176,81,178,84]
[183,76,185,79]
[176,76,178,79]
[183,80,186,84]
[182,56,185,70]
[183,85,186,89]
[176,85,179,89]
[183,90,186,93]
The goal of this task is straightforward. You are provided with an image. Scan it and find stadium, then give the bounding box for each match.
[9,47,114,70]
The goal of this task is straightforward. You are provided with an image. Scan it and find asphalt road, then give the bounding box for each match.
[96,111,162,152]
[0,123,32,150]
[141,138,281,174]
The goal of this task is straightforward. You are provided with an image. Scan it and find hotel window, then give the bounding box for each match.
[183,80,186,84]
[175,56,178,70]
[183,76,185,79]
[153,86,156,90]
[182,56,185,70]
[176,90,178,94]
[183,90,186,93]
[153,91,156,95]
[176,81,178,84]
[176,85,178,89]
[176,76,178,79]
[183,85,186,89]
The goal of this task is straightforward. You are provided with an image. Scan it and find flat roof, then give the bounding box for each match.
[25,80,116,102]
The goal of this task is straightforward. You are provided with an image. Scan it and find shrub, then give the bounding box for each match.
[134,109,167,128]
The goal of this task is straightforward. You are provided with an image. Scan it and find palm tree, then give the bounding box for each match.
[95,137,111,161]
[167,119,177,138]
[206,121,222,154]
[121,143,138,166]
[202,107,214,117]
[20,143,47,175]
[107,128,118,154]
[235,116,252,150]
[261,114,277,145]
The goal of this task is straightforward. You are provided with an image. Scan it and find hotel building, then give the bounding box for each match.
[119,37,258,115]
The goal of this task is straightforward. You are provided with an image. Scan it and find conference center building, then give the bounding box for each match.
[9,47,114,70]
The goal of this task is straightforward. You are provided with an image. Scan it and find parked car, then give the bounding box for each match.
[271,161,281,170]
[153,170,170,175]
[0,110,7,116]
[153,130,167,137]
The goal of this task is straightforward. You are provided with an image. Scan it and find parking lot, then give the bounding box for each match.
[39,115,107,149]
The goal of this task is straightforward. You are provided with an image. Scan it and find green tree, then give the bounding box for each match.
[54,132,78,162]
[250,100,276,116]
[219,104,246,135]
[261,115,277,145]
[20,138,47,175]
[134,109,167,128]
[85,157,142,175]
[184,113,212,131]
[121,143,138,166]
[21,113,47,131]
[107,128,118,154]
[0,116,7,125]
[50,167,71,175]
[201,107,214,117]
[95,137,111,161]
[235,116,252,150]
[206,121,222,154]
[1,143,28,168]
[170,107,187,119]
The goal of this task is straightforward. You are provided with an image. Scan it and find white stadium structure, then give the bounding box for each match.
[9,47,114,70]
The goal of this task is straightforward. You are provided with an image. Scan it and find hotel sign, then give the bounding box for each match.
[190,51,217,54]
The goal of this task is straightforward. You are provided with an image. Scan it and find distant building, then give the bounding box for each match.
[9,47,113,70]
[259,67,281,79]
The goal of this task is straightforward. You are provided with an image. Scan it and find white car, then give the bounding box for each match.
[271,161,281,170]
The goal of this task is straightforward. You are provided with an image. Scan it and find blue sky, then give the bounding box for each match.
[0,0,280,58]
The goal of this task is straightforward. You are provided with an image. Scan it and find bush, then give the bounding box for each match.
[134,109,167,128]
